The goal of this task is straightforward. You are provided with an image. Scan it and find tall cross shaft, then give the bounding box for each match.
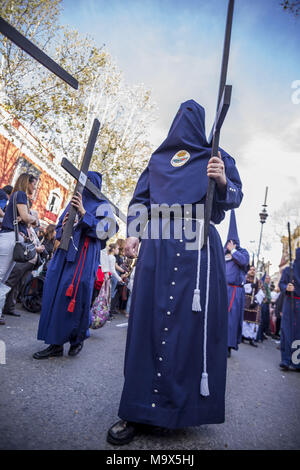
[59,119,100,251]
[0,16,78,89]
[287,221,294,313]
[203,0,235,245]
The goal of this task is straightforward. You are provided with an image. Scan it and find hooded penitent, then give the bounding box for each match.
[294,247,300,290]
[148,99,231,206]
[279,248,300,369]
[36,171,118,346]
[118,99,244,428]
[224,209,249,350]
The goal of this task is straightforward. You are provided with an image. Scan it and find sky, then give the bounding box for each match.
[60,0,300,276]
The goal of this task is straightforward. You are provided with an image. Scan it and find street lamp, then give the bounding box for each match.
[256,187,269,277]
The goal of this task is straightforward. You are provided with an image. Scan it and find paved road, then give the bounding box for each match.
[0,307,299,450]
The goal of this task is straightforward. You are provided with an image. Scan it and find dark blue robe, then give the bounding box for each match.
[225,249,249,349]
[279,262,300,370]
[37,172,118,346]
[118,100,243,428]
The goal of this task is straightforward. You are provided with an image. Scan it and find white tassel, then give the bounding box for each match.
[192,289,201,312]
[200,372,210,397]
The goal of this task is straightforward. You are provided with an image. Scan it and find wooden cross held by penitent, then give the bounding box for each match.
[203,0,235,245]
[0,16,126,250]
[58,119,127,251]
[59,120,127,251]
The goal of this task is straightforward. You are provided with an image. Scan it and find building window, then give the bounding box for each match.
[46,188,61,215]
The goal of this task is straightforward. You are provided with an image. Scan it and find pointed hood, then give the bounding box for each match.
[147,99,233,206]
[225,209,240,248]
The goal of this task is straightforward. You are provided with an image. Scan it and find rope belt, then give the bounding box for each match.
[65,236,90,312]
[187,218,214,397]
[228,284,243,313]
[228,286,237,313]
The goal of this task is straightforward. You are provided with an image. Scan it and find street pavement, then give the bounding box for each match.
[0,306,299,450]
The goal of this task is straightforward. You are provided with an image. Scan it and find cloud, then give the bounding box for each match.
[60,0,300,274]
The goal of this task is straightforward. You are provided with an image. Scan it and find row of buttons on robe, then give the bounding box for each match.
[151,237,184,408]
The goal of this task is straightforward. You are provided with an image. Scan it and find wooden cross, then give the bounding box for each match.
[59,118,126,251]
[0,16,78,89]
[203,0,235,245]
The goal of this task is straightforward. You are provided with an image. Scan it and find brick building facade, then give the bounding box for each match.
[0,105,71,227]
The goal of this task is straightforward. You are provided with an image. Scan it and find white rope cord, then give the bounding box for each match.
[200,234,211,397]
[192,220,203,312]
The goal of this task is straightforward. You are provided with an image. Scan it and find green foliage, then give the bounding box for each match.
[0,0,157,216]
[281,0,300,16]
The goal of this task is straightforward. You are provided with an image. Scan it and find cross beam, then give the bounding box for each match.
[0,16,78,89]
[61,157,127,224]
[207,85,232,144]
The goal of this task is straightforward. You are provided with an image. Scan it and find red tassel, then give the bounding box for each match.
[65,284,74,297]
[68,298,75,312]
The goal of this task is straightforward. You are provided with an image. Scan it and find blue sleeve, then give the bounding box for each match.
[127,167,151,238]
[55,205,69,241]
[215,154,243,211]
[79,201,119,246]
[0,199,7,210]
[16,191,28,205]
[279,267,290,293]
[232,248,249,269]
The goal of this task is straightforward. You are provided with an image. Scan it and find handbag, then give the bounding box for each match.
[90,278,110,329]
[12,192,36,263]
[94,266,104,290]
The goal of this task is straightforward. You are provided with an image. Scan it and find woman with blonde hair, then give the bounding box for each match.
[0,173,38,324]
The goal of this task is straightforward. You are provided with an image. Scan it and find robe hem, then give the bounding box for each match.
[118,403,225,429]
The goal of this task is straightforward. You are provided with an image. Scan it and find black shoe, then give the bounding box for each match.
[227,347,231,358]
[68,342,83,357]
[262,333,268,340]
[3,310,20,317]
[107,420,138,446]
[249,339,258,348]
[33,344,63,360]
[0,317,5,325]
[279,363,289,371]
[288,365,300,372]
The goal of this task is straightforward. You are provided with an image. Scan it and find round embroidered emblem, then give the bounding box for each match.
[171,150,190,167]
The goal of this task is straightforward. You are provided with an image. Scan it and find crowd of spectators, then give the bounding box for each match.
[0,173,56,325]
